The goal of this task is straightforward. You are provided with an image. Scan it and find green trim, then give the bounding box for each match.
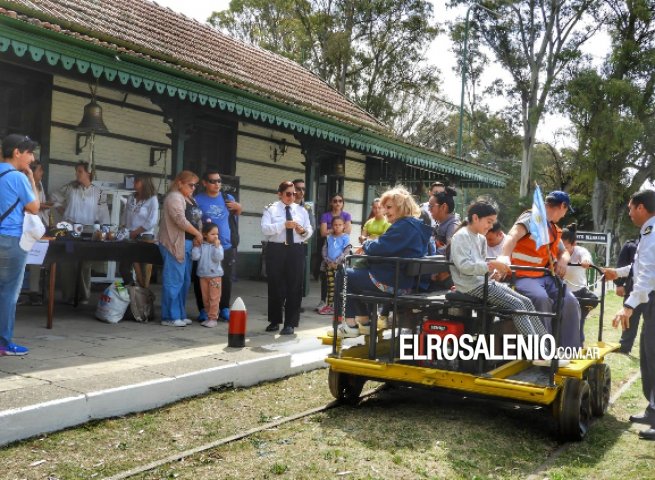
[0,17,507,187]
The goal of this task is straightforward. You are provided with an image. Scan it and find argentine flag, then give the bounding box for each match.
[529,185,550,249]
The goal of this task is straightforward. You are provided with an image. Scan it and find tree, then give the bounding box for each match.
[450,0,601,197]
[209,0,440,129]
[562,0,655,246]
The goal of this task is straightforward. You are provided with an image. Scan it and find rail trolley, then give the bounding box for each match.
[324,255,618,441]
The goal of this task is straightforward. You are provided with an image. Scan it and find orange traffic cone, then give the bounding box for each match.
[228,297,247,348]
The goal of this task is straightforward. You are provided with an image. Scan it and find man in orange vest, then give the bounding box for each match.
[499,191,581,349]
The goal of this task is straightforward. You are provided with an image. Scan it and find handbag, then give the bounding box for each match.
[20,213,46,252]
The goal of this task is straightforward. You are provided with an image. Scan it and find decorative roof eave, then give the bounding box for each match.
[0,17,507,187]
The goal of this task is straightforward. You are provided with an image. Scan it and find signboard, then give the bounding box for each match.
[575,231,612,267]
[576,231,609,244]
[26,240,49,265]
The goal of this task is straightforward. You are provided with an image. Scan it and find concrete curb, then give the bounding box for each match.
[0,350,328,446]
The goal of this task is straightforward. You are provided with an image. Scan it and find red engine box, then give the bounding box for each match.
[421,319,465,338]
[418,319,465,358]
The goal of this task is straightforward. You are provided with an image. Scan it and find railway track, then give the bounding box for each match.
[104,388,381,480]
[105,369,641,480]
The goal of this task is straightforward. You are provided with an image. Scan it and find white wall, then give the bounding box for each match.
[45,77,368,254]
[47,76,171,198]
[234,123,367,252]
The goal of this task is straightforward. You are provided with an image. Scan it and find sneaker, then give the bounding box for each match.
[201,319,218,328]
[533,358,571,368]
[161,320,187,327]
[358,323,371,335]
[197,309,208,322]
[183,318,193,325]
[219,308,230,321]
[318,305,334,315]
[315,300,326,312]
[0,343,29,356]
[335,323,360,338]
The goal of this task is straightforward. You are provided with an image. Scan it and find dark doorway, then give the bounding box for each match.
[183,117,237,177]
[0,61,52,163]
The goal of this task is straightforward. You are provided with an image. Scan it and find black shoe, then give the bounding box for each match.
[280,326,295,335]
[629,409,655,425]
[265,323,280,332]
[639,428,655,440]
[618,345,632,354]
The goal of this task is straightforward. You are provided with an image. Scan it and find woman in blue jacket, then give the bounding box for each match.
[334,186,432,337]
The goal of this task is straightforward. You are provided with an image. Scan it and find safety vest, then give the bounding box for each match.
[512,221,561,277]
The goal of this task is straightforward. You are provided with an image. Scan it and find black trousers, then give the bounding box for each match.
[619,301,644,353]
[266,243,304,327]
[192,247,235,312]
[640,292,655,407]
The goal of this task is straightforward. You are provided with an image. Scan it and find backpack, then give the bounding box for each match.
[0,169,19,226]
[222,191,240,248]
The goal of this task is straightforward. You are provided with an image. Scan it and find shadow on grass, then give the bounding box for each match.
[319,384,627,478]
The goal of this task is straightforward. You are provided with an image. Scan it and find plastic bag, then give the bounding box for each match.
[95,281,130,323]
[126,285,156,322]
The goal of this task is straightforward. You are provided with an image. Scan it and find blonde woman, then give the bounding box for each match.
[158,171,203,327]
[333,186,433,337]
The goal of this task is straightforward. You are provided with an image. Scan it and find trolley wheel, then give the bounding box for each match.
[557,377,591,441]
[328,369,365,404]
[587,363,611,417]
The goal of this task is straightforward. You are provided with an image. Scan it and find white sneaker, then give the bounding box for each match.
[183,318,193,325]
[337,323,360,338]
[161,320,187,327]
[315,300,326,312]
[533,358,571,368]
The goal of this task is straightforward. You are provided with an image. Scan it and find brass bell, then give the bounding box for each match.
[76,100,109,133]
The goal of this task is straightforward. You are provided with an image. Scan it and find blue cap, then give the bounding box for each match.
[546,191,574,213]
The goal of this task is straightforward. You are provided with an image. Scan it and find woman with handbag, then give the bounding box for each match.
[0,134,40,356]
[118,174,159,287]
[158,171,203,327]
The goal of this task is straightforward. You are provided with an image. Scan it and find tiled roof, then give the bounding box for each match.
[1,0,385,131]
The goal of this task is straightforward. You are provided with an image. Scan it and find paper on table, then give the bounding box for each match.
[26,240,49,265]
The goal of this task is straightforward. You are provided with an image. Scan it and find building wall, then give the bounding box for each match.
[234,123,368,254]
[47,75,171,203]
[44,75,368,277]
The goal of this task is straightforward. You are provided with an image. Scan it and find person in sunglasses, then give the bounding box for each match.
[158,171,203,327]
[193,170,242,323]
[261,181,313,335]
[316,193,352,312]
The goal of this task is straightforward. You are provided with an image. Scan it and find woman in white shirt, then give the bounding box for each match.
[51,161,108,304]
[118,174,159,286]
[562,223,597,345]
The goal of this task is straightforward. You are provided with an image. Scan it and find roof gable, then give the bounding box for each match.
[2,0,384,130]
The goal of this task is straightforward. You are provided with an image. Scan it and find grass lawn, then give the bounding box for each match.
[2,291,652,480]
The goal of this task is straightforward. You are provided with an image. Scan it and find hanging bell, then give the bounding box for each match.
[76,100,109,134]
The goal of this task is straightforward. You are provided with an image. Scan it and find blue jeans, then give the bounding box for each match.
[335,267,380,318]
[159,240,193,321]
[515,276,581,348]
[0,234,28,347]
